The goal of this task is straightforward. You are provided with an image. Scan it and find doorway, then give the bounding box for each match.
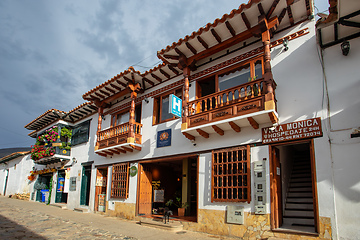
[80,165,92,206]
[94,167,108,212]
[55,170,68,203]
[137,157,198,222]
[270,140,318,233]
[3,169,9,196]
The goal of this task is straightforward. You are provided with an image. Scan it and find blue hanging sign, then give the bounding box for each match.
[157,129,171,148]
[168,94,182,118]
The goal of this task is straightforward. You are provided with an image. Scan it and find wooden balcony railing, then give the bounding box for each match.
[185,78,276,128]
[97,122,142,149]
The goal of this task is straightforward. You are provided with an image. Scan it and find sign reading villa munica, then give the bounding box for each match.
[262,117,323,144]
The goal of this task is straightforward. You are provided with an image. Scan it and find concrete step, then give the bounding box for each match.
[287,192,313,198]
[288,187,313,192]
[286,197,313,203]
[285,203,314,210]
[291,173,311,178]
[290,178,312,183]
[138,217,183,232]
[280,223,316,234]
[290,182,312,187]
[73,208,89,213]
[50,203,67,209]
[284,209,314,217]
[282,216,315,226]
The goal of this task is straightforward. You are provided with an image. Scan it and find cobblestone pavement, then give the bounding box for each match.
[0,196,237,240]
[0,199,134,239]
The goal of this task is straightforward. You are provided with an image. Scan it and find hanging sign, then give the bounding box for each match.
[153,189,164,203]
[157,129,171,148]
[169,94,182,118]
[129,166,138,177]
[262,117,322,144]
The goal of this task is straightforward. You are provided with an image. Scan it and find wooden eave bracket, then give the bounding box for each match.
[248,117,259,129]
[183,132,195,141]
[229,121,241,132]
[212,125,224,136]
[196,129,209,138]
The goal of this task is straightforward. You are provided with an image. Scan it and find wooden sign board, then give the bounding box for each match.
[262,117,322,144]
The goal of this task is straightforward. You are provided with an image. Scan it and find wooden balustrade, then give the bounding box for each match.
[185,78,276,128]
[97,122,142,149]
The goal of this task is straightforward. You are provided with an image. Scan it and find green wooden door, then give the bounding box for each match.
[80,166,91,206]
[55,171,65,203]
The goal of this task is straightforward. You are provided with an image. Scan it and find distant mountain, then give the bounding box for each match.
[0,148,31,159]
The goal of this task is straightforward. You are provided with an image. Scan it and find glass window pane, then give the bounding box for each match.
[254,60,263,79]
[219,64,250,91]
[161,96,173,122]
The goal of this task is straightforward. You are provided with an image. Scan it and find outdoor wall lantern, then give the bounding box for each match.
[341,41,350,56]
[283,38,289,51]
[101,114,106,120]
[72,157,77,164]
[144,97,149,104]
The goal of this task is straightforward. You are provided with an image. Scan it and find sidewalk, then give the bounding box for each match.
[0,196,237,240]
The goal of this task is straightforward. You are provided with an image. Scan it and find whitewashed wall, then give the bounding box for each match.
[320,37,360,239]
[0,154,34,196]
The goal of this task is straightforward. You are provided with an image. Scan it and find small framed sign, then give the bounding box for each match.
[157,129,171,148]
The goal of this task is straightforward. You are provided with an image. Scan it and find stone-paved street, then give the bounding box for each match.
[0,196,236,240]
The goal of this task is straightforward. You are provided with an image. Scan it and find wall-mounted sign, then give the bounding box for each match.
[129,166,138,177]
[57,177,64,192]
[153,189,164,203]
[69,177,76,191]
[169,94,182,118]
[262,117,322,144]
[157,129,171,148]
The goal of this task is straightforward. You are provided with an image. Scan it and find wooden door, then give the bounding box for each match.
[95,168,107,211]
[270,146,282,228]
[80,166,91,206]
[138,164,152,215]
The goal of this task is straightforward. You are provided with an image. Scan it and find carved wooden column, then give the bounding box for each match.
[95,106,103,150]
[128,90,137,144]
[262,30,276,111]
[181,67,190,131]
[127,83,141,144]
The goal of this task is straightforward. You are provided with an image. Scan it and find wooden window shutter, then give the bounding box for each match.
[111,162,129,199]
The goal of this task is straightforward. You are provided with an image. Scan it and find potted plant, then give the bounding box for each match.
[166,197,189,217]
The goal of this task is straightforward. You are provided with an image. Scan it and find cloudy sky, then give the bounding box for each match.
[0,0,329,149]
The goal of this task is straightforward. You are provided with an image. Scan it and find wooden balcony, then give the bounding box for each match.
[182,78,278,140]
[34,145,71,165]
[95,122,142,157]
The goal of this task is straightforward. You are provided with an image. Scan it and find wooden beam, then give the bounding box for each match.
[211,29,222,43]
[68,115,75,122]
[229,121,241,132]
[196,129,209,138]
[168,65,179,75]
[225,21,236,37]
[183,132,195,141]
[278,8,287,25]
[109,149,121,155]
[174,48,185,56]
[103,88,130,104]
[123,76,133,83]
[143,77,155,86]
[248,117,259,129]
[103,150,113,156]
[123,146,133,152]
[105,86,116,94]
[83,107,93,113]
[78,110,88,115]
[110,83,122,91]
[94,92,105,99]
[130,145,141,151]
[197,36,209,49]
[258,3,266,16]
[268,112,278,124]
[287,6,294,26]
[163,54,179,60]
[99,89,111,97]
[151,73,162,83]
[185,42,197,55]
[88,105,98,110]
[96,152,107,157]
[241,12,251,30]
[159,69,170,79]
[116,79,127,88]
[212,125,224,136]
[115,148,126,154]
[266,0,280,19]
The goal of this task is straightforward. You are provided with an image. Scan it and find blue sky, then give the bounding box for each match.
[0,0,329,149]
